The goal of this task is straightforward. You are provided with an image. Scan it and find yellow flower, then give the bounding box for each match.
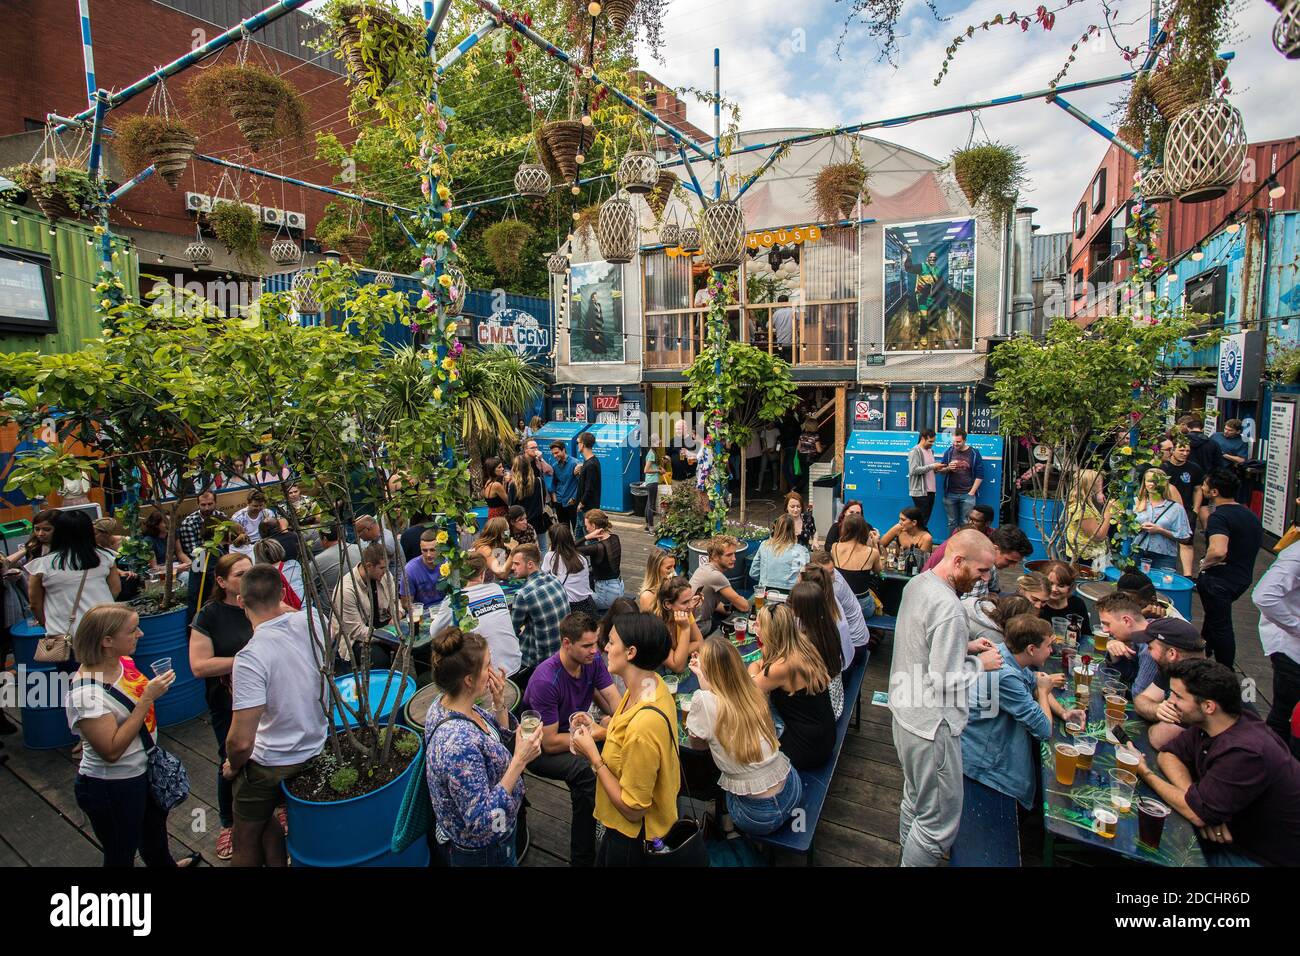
[93,225,105,236]
[435,530,448,545]
[449,368,458,382]
[436,183,451,201]
[434,230,450,244]
[100,298,111,309]
[439,562,452,577]
[1119,446,1133,456]
[438,274,453,288]
[441,356,455,371]
[433,386,442,402]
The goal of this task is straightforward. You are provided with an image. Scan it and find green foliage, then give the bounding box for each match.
[1268,337,1300,384]
[209,201,263,271]
[656,488,713,559]
[1,161,99,218]
[949,142,1028,222]
[481,219,535,281]
[328,765,359,793]
[811,158,870,222]
[111,114,196,178]
[185,64,308,145]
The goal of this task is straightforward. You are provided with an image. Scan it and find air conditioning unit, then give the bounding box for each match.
[185,192,211,214]
[244,203,261,219]
[285,210,306,231]
[262,207,285,226]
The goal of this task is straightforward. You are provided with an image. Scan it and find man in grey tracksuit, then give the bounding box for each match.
[889,529,1002,866]
[907,429,942,526]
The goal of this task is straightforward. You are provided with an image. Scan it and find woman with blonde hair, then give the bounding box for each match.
[1132,467,1190,573]
[655,575,704,673]
[748,604,835,771]
[1063,468,1113,563]
[66,603,200,868]
[686,636,801,835]
[637,547,677,612]
[472,517,511,581]
[748,514,809,593]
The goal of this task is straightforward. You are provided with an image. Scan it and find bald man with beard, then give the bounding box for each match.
[889,529,1002,866]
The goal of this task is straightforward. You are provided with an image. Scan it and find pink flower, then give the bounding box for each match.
[421,257,435,269]
[437,118,448,133]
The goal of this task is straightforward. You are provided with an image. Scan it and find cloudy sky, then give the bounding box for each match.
[325,1,1289,231]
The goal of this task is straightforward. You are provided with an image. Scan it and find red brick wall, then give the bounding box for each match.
[1,0,359,240]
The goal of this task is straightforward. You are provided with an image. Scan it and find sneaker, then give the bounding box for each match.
[276,805,288,836]
[216,827,234,861]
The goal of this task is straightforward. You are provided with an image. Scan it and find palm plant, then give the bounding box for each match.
[456,347,543,488]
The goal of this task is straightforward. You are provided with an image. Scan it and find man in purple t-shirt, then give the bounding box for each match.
[1134,658,1300,866]
[939,429,985,534]
[521,612,621,866]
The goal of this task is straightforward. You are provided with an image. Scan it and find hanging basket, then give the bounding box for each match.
[373,271,395,287]
[1146,61,1226,124]
[700,200,746,271]
[604,0,639,32]
[336,3,415,94]
[539,120,595,183]
[291,269,320,312]
[646,170,677,220]
[443,265,467,317]
[812,161,869,221]
[953,166,977,208]
[337,234,371,262]
[149,130,199,189]
[34,192,78,222]
[547,252,570,274]
[185,239,214,269]
[617,149,659,194]
[1138,165,1173,204]
[228,88,284,153]
[660,222,680,247]
[270,238,302,265]
[1163,98,1247,204]
[514,162,551,198]
[597,195,637,264]
[1276,0,1300,59]
[678,226,701,253]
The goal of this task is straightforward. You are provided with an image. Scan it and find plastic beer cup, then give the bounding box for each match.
[1137,798,1171,849]
[1054,743,1079,786]
[1093,807,1118,839]
[1074,738,1096,772]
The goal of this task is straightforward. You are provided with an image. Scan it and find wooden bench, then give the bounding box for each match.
[750,654,869,864]
[949,777,1021,866]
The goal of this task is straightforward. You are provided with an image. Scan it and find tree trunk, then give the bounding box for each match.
[740,450,748,524]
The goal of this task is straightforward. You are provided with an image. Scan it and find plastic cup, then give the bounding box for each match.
[1065,720,1085,738]
[1117,747,1140,771]
[1140,559,1152,575]
[1052,617,1070,639]
[151,657,173,676]
[1105,694,1127,719]
[1054,743,1079,786]
[1137,797,1171,849]
[1093,807,1118,839]
[734,619,748,640]
[662,674,680,694]
[1109,769,1135,814]
[1074,737,1097,772]
[519,710,542,738]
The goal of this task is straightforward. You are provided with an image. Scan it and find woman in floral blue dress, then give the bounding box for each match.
[424,627,543,866]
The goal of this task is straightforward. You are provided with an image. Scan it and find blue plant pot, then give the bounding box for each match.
[282,735,430,867]
[1016,496,1062,564]
[1103,566,1194,618]
[332,669,416,729]
[9,619,47,668]
[15,662,78,750]
[137,606,206,727]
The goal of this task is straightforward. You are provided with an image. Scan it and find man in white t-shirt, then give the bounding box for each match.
[429,552,521,676]
[224,564,328,867]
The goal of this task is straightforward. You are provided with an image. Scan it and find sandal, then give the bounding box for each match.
[276,805,288,836]
[216,826,234,861]
[176,852,204,868]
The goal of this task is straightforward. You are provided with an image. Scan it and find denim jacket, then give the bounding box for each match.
[749,540,809,592]
[960,651,1052,808]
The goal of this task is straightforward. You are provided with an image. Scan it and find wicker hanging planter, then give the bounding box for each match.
[112,115,198,190]
[646,170,676,220]
[1275,0,1300,58]
[812,160,870,221]
[373,270,395,287]
[660,222,680,247]
[700,199,746,271]
[335,3,416,94]
[185,238,214,269]
[291,269,320,312]
[603,0,639,32]
[188,64,307,153]
[597,195,637,264]
[514,162,551,197]
[539,120,595,183]
[617,149,659,194]
[547,252,570,274]
[443,265,467,317]
[149,129,199,189]
[1146,60,1226,124]
[337,234,372,262]
[1138,165,1173,204]
[270,238,303,265]
[1163,98,1247,204]
[678,226,701,253]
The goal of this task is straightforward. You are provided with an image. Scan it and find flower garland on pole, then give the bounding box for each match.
[702,270,735,531]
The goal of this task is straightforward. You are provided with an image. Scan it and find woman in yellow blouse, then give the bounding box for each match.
[571,611,681,866]
[1063,468,1114,563]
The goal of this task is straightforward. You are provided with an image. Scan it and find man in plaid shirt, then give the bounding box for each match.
[180,489,228,621]
[508,543,570,682]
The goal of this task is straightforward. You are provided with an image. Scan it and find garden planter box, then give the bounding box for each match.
[282,737,429,867]
[332,669,416,729]
[137,606,206,727]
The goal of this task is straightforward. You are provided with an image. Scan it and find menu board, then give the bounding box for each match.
[1263,396,1298,537]
[0,251,56,332]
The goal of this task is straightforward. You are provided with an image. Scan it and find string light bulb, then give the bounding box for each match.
[8,215,17,226]
[1225,220,1240,234]
[1268,178,1285,200]
[574,153,586,164]
[587,1,601,14]
[580,114,592,127]
[49,225,57,236]
[1190,247,1204,262]
[572,211,580,220]
[570,185,580,195]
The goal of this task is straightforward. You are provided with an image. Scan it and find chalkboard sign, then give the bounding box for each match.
[0,246,57,334]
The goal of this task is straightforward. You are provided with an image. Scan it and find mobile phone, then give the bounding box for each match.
[1112,724,1133,748]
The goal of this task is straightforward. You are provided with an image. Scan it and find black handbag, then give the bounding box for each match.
[634,705,709,868]
[95,680,191,811]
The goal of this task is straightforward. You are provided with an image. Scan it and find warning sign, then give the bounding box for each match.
[894,411,909,429]
[574,403,587,422]
[854,401,870,423]
[940,407,959,430]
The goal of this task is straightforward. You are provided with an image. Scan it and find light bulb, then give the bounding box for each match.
[572,212,580,220]
[574,153,586,164]
[1190,248,1204,261]
[8,215,16,225]
[49,226,57,236]
[587,1,602,14]
[157,254,165,263]
[580,114,592,127]
[571,185,580,195]
[1269,180,1285,199]
[1225,221,1240,234]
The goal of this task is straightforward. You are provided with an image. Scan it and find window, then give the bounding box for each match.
[1072,268,1085,300]
[1091,169,1107,213]
[1073,202,1087,238]
[0,245,57,334]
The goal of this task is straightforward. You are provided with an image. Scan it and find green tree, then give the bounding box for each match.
[457,346,544,487]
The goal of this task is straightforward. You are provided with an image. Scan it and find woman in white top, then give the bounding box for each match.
[543,523,595,613]
[687,636,801,836]
[962,593,1037,645]
[253,538,303,606]
[66,603,200,867]
[28,510,122,643]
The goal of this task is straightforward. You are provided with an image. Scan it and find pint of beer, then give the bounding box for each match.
[1054,743,1079,786]
[1093,807,1118,839]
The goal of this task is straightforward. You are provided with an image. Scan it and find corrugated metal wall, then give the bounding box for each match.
[1263,210,1300,350]
[0,202,140,356]
[152,0,342,73]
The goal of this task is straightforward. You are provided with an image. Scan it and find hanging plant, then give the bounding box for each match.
[209,201,263,270]
[539,119,595,183]
[949,142,1028,221]
[187,64,308,152]
[112,114,198,189]
[2,162,99,221]
[329,1,420,96]
[483,219,534,280]
[646,169,677,220]
[811,154,870,221]
[316,205,372,263]
[602,0,639,33]
[572,203,601,243]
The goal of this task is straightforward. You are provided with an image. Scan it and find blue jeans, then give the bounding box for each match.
[436,823,517,867]
[592,578,625,611]
[726,771,803,836]
[1135,549,1179,573]
[943,493,975,532]
[74,773,175,867]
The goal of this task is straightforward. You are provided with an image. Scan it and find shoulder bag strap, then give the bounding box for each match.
[78,677,157,753]
[57,567,91,639]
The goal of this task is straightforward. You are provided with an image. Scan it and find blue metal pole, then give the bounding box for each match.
[390,210,420,249]
[465,0,713,160]
[56,0,314,131]
[734,145,789,199]
[452,207,477,240]
[108,165,157,202]
[88,95,113,272]
[436,17,500,75]
[428,0,454,37]
[77,0,98,107]
[192,153,417,214]
[678,146,706,200]
[1049,95,1140,158]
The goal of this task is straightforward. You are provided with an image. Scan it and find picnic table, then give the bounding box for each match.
[1038,645,1207,867]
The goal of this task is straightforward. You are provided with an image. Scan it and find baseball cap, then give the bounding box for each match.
[1141,617,1206,652]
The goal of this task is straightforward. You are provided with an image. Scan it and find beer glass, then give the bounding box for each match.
[753,589,766,613]
[1093,807,1118,839]
[1136,798,1171,849]
[1105,694,1127,720]
[1074,737,1097,772]
[1109,769,1135,814]
[1054,743,1079,786]
[1052,617,1070,643]
[1116,747,1141,772]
